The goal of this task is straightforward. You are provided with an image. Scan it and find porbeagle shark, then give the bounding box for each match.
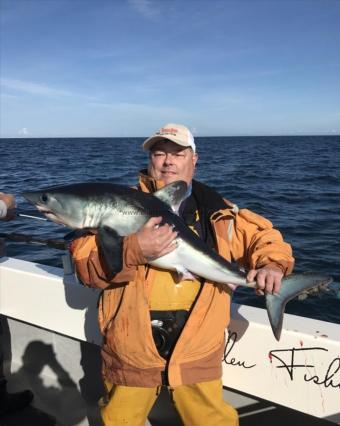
[23,181,332,340]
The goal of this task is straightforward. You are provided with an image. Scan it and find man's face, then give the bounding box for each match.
[148,140,198,185]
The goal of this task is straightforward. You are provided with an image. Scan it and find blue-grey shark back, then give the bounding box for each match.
[23,181,333,341]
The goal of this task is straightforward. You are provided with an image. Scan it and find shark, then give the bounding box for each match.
[23,180,332,340]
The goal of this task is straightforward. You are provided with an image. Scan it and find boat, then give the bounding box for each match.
[0,249,339,425]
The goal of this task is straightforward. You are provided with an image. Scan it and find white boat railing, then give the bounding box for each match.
[0,256,339,422]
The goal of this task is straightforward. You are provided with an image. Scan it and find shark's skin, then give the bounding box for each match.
[23,181,332,340]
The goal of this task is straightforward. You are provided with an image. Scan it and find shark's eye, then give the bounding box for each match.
[41,193,49,203]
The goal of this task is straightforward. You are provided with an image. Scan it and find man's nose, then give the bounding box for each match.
[163,153,173,164]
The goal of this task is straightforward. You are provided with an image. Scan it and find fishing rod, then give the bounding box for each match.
[1,210,92,250]
[0,209,65,249]
[16,210,47,221]
[17,212,47,221]
[0,232,67,250]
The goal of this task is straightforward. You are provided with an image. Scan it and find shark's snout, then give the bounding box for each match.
[23,191,47,206]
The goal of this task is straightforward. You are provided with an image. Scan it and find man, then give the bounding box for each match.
[70,124,294,425]
[0,192,34,417]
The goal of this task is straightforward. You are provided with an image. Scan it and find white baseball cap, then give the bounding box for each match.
[142,123,196,153]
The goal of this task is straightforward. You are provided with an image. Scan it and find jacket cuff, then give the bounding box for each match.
[256,261,294,276]
[124,233,147,267]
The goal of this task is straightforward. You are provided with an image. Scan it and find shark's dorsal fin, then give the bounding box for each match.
[153,181,188,213]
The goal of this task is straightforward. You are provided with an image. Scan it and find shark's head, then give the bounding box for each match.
[23,185,90,228]
[23,180,189,233]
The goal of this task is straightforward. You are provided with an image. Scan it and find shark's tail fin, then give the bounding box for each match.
[266,273,333,341]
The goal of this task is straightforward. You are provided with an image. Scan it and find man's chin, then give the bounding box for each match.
[162,175,178,185]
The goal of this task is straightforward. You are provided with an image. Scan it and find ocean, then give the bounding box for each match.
[1,136,339,324]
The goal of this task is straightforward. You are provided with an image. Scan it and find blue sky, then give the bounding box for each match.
[1,0,339,137]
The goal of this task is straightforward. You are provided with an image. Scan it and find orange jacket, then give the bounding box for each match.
[70,173,294,387]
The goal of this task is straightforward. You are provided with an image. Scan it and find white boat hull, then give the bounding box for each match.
[0,256,339,424]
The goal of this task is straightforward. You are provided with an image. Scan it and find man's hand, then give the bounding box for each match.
[0,192,16,221]
[136,216,178,261]
[247,267,283,295]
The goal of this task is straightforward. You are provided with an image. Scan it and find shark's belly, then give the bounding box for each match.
[149,239,246,285]
[103,213,148,236]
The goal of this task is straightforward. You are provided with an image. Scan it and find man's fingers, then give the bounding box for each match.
[158,240,178,257]
[264,274,275,295]
[137,216,178,261]
[155,223,172,236]
[272,276,282,294]
[157,229,178,250]
[246,269,257,282]
[249,268,283,295]
[145,216,163,228]
[256,270,266,292]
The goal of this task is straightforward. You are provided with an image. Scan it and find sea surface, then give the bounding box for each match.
[1,136,339,324]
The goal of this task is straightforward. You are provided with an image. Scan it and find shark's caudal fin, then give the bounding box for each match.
[153,181,188,213]
[265,273,333,341]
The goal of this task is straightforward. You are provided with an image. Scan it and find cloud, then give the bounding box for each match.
[0,93,17,100]
[86,101,182,115]
[18,127,29,136]
[1,78,74,97]
[127,0,160,19]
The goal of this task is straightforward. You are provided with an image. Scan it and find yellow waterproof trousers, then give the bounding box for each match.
[101,379,239,426]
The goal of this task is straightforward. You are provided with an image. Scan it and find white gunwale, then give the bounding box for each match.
[0,256,339,422]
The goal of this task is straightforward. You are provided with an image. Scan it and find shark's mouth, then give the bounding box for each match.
[36,206,65,225]
[36,206,53,215]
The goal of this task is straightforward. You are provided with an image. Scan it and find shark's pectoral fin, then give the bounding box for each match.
[266,273,333,341]
[64,228,96,242]
[154,181,188,213]
[97,226,123,280]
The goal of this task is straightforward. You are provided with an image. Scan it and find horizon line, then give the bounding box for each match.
[1,134,339,140]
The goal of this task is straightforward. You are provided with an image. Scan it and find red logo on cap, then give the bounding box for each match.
[158,127,178,136]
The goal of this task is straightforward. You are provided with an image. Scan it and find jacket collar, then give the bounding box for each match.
[138,169,236,221]
[139,169,165,193]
